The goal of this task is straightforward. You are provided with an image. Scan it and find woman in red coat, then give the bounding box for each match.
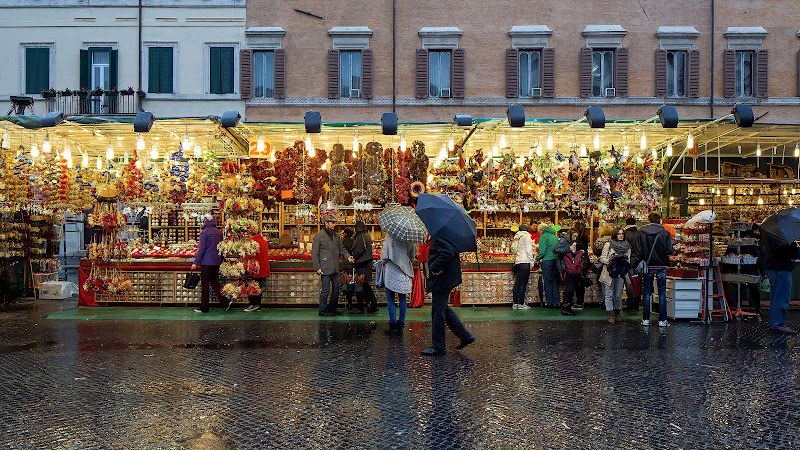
[244,234,271,312]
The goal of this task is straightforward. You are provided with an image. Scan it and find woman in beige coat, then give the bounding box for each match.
[599,227,631,323]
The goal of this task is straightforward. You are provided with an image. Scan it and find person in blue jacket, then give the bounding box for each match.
[191,215,229,313]
[421,236,475,356]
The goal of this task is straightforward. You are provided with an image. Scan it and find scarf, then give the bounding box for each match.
[610,239,630,256]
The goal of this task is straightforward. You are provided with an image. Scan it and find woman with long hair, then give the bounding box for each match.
[599,227,631,323]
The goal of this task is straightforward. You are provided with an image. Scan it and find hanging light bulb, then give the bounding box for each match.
[400,134,407,153]
[492,144,498,158]
[727,188,733,196]
[82,152,88,167]
[593,132,600,150]
[623,146,630,158]
[652,149,657,160]
[151,143,159,160]
[546,132,553,150]
[66,157,73,169]
[756,142,761,157]
[784,189,788,196]
[124,150,129,164]
[580,143,587,157]
[686,132,694,149]
[536,143,543,157]
[665,143,673,157]
[306,136,314,157]
[96,156,102,170]
[42,133,51,153]
[31,142,39,158]
[728,197,734,205]
[427,173,434,183]
[518,156,524,167]
[194,143,202,158]
[790,199,795,206]
[757,197,764,205]
[640,132,646,150]
[106,143,114,160]
[737,145,742,154]
[352,132,359,156]
[136,134,145,151]
[795,143,799,157]
[270,149,276,163]
[448,134,455,152]
[63,142,72,161]
[699,199,705,205]
[257,135,265,153]
[135,160,142,170]
[636,156,643,164]
[499,133,506,149]
[1,132,9,150]
[182,133,190,152]
[321,160,328,171]
[793,188,797,195]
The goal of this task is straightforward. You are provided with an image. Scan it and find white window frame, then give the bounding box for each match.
[142,41,179,97]
[203,42,240,96]
[19,42,55,96]
[591,49,615,97]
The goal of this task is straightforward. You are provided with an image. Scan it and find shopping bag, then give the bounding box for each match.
[183,272,200,289]
[757,277,770,294]
[374,260,386,288]
[631,274,642,297]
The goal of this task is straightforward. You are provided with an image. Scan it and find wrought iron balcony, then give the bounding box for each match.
[42,90,139,116]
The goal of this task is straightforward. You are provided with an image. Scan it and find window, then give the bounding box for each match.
[591,50,614,96]
[518,50,541,97]
[25,47,50,94]
[666,51,686,97]
[209,46,235,94]
[148,47,174,94]
[339,51,362,98]
[253,50,275,98]
[429,50,451,98]
[91,49,110,90]
[735,50,754,97]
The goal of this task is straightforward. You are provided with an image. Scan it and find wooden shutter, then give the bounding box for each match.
[274,49,286,99]
[327,50,339,99]
[541,48,555,98]
[723,49,736,98]
[25,48,49,94]
[160,48,173,93]
[109,49,118,90]
[79,49,89,90]
[451,48,465,98]
[415,49,428,99]
[221,48,234,94]
[148,48,160,93]
[655,50,667,97]
[687,50,700,98]
[210,47,221,94]
[579,48,592,98]
[361,49,373,99]
[506,49,519,98]
[755,49,768,98]
[239,49,252,100]
[614,48,628,97]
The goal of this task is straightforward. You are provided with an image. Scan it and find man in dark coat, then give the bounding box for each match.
[312,215,354,316]
[351,221,378,313]
[760,233,799,335]
[623,218,643,311]
[421,237,474,356]
[638,213,674,327]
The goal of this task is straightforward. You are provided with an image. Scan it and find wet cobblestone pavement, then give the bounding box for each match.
[1,300,799,449]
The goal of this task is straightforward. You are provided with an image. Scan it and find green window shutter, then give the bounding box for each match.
[25,48,49,94]
[109,49,118,90]
[210,47,221,94]
[221,47,234,94]
[160,47,173,93]
[148,47,160,93]
[80,49,89,90]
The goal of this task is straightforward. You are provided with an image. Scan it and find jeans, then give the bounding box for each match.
[319,273,340,314]
[199,265,228,312]
[541,260,560,307]
[767,270,792,329]
[603,277,624,311]
[642,268,667,321]
[385,288,407,323]
[431,291,472,352]
[513,263,530,305]
[562,273,575,309]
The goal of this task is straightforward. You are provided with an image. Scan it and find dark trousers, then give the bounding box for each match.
[248,277,266,306]
[575,281,585,306]
[319,273,340,314]
[562,273,575,309]
[512,263,530,304]
[431,291,472,352]
[200,265,227,312]
[541,260,560,306]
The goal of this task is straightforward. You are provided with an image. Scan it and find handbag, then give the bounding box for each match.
[578,275,594,288]
[636,234,661,275]
[183,272,200,289]
[757,277,771,294]
[374,260,386,288]
[341,269,363,294]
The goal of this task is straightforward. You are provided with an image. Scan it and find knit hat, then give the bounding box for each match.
[519,224,529,232]
[324,214,338,223]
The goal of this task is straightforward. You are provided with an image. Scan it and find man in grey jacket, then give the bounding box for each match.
[312,215,354,316]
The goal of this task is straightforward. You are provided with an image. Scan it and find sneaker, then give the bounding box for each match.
[641,319,650,326]
[194,309,206,313]
[511,303,519,309]
[573,304,584,310]
[658,320,668,327]
[769,326,798,335]
[243,305,261,312]
[518,304,531,310]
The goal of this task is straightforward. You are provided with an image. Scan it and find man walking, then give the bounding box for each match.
[312,215,354,316]
[623,218,643,311]
[639,213,674,327]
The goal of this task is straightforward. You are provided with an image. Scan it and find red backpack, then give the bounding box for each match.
[560,250,585,276]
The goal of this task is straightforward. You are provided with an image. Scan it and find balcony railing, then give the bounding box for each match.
[42,90,138,116]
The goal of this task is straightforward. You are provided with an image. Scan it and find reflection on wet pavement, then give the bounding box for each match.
[1,300,798,449]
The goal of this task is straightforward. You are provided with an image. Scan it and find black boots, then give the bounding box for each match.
[385,322,404,336]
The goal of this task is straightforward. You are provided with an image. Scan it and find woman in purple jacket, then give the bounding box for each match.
[191,216,229,312]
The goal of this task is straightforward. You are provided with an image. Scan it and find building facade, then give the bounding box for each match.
[244,0,800,124]
[0,0,246,119]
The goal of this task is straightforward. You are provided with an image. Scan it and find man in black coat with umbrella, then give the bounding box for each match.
[759,208,800,335]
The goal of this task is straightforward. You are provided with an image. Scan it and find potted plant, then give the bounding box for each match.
[91,86,104,97]
[41,88,56,99]
[136,88,146,99]
[77,87,90,114]
[121,86,135,96]
[59,88,73,97]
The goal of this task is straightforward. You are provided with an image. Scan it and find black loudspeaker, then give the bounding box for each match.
[381,112,398,135]
[220,111,241,128]
[507,105,525,127]
[304,110,321,133]
[133,111,155,132]
[657,105,679,128]
[41,111,65,127]
[732,104,754,128]
[454,114,472,127]
[584,106,605,128]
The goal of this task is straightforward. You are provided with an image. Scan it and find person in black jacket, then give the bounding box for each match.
[340,227,358,310]
[351,221,378,313]
[421,237,474,356]
[638,213,674,327]
[760,230,799,335]
[623,218,643,311]
[571,223,590,309]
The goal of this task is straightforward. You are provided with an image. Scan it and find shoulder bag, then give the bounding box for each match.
[635,234,661,275]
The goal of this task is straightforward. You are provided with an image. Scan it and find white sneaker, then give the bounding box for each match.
[244,305,261,312]
[511,304,518,309]
[194,309,205,313]
[519,304,531,310]
[641,319,650,326]
[658,320,668,327]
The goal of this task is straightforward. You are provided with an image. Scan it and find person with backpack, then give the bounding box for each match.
[568,228,590,309]
[599,227,631,323]
[554,229,585,316]
[593,224,614,307]
[535,222,560,308]
[638,213,674,327]
[623,218,643,311]
[511,224,534,309]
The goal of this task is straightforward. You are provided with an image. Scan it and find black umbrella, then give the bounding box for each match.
[760,207,800,247]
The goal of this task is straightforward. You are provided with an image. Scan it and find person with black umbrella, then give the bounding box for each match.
[759,232,799,335]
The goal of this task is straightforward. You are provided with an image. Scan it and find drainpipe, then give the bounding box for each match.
[709,0,715,117]
[137,0,144,112]
[392,0,396,113]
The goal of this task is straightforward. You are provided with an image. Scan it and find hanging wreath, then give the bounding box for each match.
[365,141,383,157]
[411,140,425,159]
[329,163,349,185]
[410,181,426,198]
[330,143,345,164]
